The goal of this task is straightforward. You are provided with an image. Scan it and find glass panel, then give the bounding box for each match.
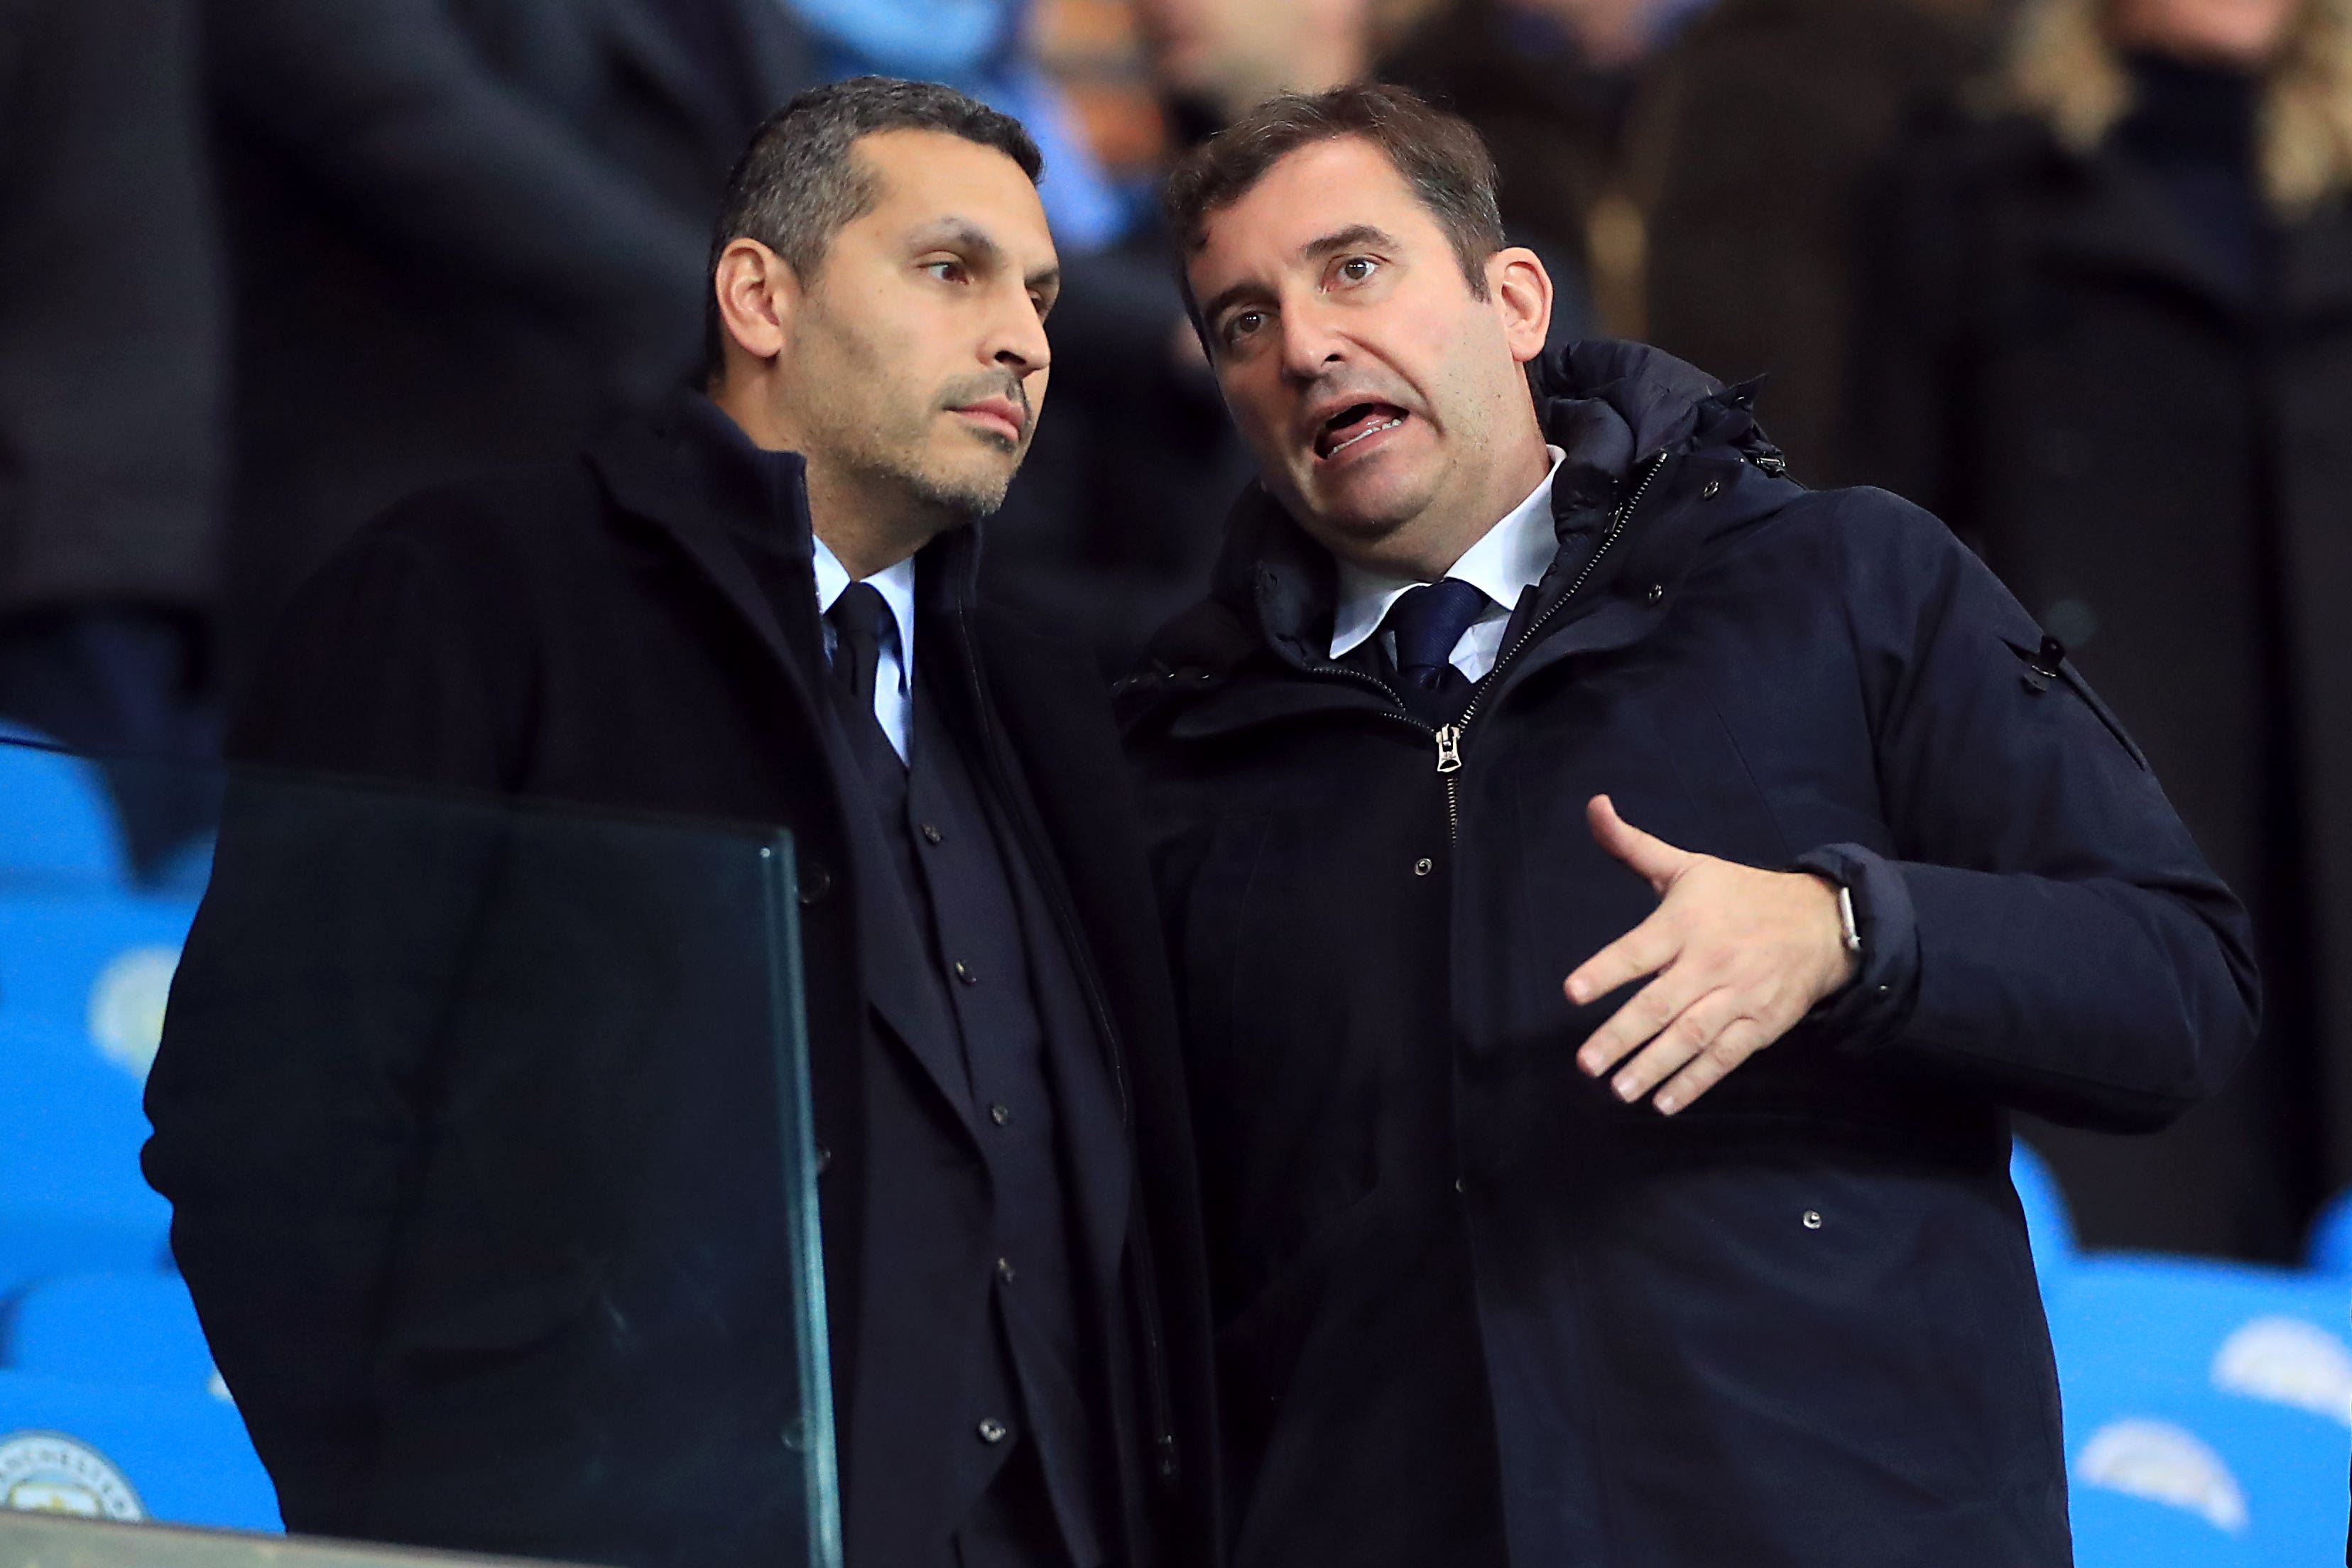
[0,738,838,1568]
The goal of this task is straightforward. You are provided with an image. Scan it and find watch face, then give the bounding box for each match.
[1838,884,1863,955]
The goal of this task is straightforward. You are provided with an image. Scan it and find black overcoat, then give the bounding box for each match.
[1851,109,2352,1253]
[1119,342,2255,1567]
[142,404,1218,1568]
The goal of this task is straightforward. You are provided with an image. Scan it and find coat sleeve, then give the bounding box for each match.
[1790,488,2260,1131]
[141,506,527,1530]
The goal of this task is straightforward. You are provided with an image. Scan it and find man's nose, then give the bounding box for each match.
[1278,296,1347,381]
[988,288,1051,376]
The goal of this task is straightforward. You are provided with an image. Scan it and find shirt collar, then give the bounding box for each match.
[812,533,918,677]
[1330,445,1567,661]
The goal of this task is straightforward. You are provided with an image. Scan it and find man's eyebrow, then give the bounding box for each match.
[1299,224,1400,264]
[910,217,1003,263]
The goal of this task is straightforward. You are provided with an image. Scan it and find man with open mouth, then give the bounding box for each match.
[1118,83,2255,1567]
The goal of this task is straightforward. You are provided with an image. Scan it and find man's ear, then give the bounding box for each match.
[713,237,798,366]
[1488,246,1554,365]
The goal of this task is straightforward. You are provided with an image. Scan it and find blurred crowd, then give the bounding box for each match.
[2,0,2348,1259]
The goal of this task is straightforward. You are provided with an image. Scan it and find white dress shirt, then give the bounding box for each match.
[1330,445,1568,684]
[812,534,917,762]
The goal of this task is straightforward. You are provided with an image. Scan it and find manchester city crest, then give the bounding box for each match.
[0,1431,143,1520]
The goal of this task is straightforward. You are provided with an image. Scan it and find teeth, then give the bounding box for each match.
[1328,415,1403,456]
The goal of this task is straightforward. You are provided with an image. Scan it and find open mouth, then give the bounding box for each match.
[1313,402,1408,462]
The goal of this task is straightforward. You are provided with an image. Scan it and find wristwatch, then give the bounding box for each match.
[1836,883,1863,959]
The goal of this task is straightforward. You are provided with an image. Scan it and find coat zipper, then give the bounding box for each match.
[1428,452,1668,841]
[954,608,1184,1503]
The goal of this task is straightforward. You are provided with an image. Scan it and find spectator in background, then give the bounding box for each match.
[0,0,225,869]
[1383,0,1983,480]
[1851,0,2352,1261]
[207,0,814,699]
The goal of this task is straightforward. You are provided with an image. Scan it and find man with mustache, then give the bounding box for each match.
[145,78,1214,1568]
[1118,85,2255,1566]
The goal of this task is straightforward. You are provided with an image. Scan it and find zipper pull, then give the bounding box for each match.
[1434,724,1463,774]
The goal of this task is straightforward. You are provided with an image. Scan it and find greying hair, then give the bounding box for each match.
[704,77,1044,380]
[1162,84,1506,337]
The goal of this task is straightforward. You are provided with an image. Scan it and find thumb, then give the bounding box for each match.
[1586,794,1690,892]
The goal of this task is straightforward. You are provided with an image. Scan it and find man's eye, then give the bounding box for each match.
[1224,310,1266,344]
[1336,256,1378,284]
[924,260,969,283]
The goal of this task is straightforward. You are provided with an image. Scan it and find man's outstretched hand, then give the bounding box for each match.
[1563,795,1856,1114]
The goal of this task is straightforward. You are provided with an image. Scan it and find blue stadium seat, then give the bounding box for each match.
[2050,1256,2352,1565]
[0,730,126,888]
[4,1274,216,1393]
[2307,1188,2352,1276]
[0,1023,170,1298]
[2010,1137,2074,1276]
[0,891,195,1062]
[0,1368,276,1530]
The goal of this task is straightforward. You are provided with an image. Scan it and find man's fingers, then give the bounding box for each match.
[1576,963,1706,1078]
[1586,794,1691,891]
[1653,1017,1775,1115]
[1604,988,1743,1104]
[1565,915,1681,1010]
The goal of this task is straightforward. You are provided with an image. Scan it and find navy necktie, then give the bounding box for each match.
[826,582,906,788]
[1382,578,1490,724]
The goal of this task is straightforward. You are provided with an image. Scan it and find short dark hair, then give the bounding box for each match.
[1162,84,1507,338]
[704,76,1044,381]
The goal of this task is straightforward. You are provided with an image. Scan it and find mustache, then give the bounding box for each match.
[940,371,1034,433]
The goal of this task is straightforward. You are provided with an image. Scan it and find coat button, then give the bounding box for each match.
[954,961,978,986]
[814,1143,832,1175]
[977,1417,1009,1444]
[797,861,834,905]
[996,1258,1017,1285]
[1643,583,1665,606]
[1412,857,1434,877]
[989,1103,1013,1127]
[920,822,944,845]
[1700,478,1723,500]
[1802,1209,1823,1230]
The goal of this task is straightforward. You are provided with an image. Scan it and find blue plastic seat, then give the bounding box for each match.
[2010,1137,2074,1277]
[0,1023,170,1298]
[0,1368,276,1529]
[2307,1188,2352,1275]
[0,891,195,1065]
[2050,1256,2352,1565]
[4,1273,217,1393]
[0,730,126,888]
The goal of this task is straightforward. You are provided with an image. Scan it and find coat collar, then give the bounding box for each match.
[1131,340,1791,741]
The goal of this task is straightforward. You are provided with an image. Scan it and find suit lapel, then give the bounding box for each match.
[585,418,984,1145]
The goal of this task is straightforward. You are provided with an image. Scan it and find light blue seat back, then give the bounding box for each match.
[0,892,195,1055]
[0,1368,276,1530]
[2052,1256,2352,1566]
[2307,1189,2352,1275]
[2010,1137,2074,1277]
[0,729,126,888]
[0,1023,170,1297]
[5,1273,216,1393]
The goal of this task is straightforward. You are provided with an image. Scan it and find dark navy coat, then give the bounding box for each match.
[1118,342,2258,1567]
